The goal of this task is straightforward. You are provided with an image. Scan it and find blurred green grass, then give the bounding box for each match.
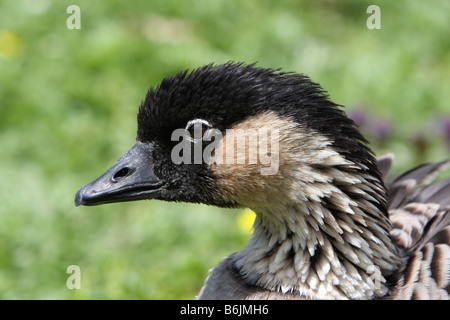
[0,0,449,299]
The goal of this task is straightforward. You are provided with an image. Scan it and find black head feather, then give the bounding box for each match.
[137,62,378,177]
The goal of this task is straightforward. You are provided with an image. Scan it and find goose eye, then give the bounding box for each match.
[185,119,212,142]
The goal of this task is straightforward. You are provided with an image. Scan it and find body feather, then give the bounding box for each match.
[198,157,450,300]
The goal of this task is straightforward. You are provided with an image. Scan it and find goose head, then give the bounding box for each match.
[75,63,401,299]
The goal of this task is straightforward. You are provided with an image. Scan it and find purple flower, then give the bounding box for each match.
[371,119,391,143]
[348,109,367,128]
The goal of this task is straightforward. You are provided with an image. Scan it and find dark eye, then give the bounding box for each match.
[185,119,212,142]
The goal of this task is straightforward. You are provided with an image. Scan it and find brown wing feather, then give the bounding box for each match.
[383,159,450,300]
[387,160,450,209]
[376,153,394,182]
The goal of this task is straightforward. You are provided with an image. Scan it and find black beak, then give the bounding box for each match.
[75,142,164,206]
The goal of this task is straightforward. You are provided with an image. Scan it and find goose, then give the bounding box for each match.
[75,62,450,300]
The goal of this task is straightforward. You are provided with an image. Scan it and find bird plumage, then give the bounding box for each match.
[197,154,450,300]
[385,159,450,299]
[75,62,450,300]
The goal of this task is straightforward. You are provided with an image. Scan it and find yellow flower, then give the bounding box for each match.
[237,208,256,235]
[0,31,22,59]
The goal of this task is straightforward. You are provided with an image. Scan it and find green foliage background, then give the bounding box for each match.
[0,0,449,299]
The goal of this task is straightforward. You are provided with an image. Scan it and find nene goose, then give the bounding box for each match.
[75,63,450,300]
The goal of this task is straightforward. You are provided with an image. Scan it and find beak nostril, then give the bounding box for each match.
[112,167,130,182]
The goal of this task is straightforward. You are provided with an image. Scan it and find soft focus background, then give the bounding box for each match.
[0,0,449,299]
